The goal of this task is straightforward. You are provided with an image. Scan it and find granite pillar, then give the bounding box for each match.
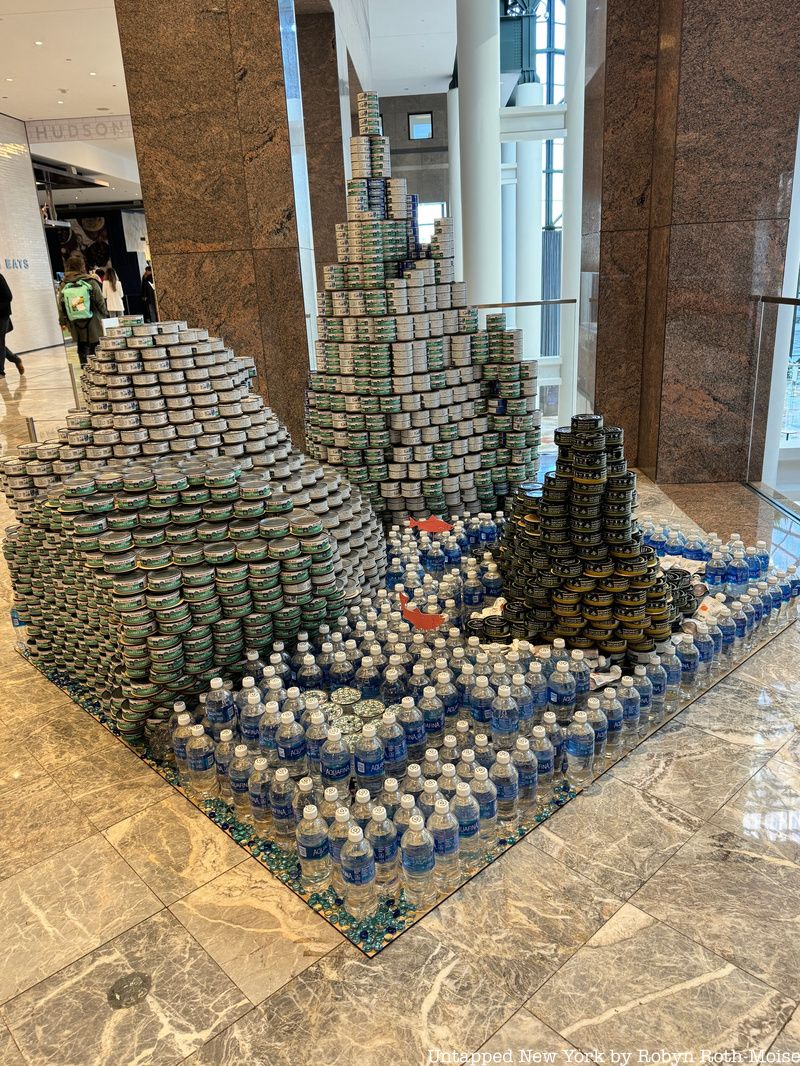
[587,0,800,483]
[115,0,310,445]
[297,9,347,289]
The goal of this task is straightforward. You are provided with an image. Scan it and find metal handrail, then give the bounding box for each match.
[754,295,800,307]
[472,298,577,309]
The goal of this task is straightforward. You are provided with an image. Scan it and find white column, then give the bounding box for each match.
[515,80,544,359]
[559,0,587,422]
[501,141,517,324]
[456,0,502,307]
[446,87,463,279]
[334,14,353,182]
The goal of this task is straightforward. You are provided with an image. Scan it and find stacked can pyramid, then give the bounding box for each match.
[306,91,541,520]
[499,413,679,655]
[1,317,386,737]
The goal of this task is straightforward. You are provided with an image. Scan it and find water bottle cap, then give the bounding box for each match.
[347,825,364,843]
[327,727,342,741]
[425,747,440,762]
[189,724,205,737]
[538,647,551,659]
[476,675,489,687]
[554,638,565,649]
[515,737,530,751]
[587,697,599,709]
[247,689,261,704]
[303,804,318,821]
[498,685,511,698]
[603,688,616,699]
[510,673,525,686]
[321,642,333,652]
[496,750,510,764]
[571,650,584,661]
[334,652,347,662]
[384,777,399,791]
[757,540,767,548]
[303,654,315,665]
[532,725,546,738]
[242,677,255,689]
[400,794,416,809]
[324,787,339,801]
[299,777,314,792]
[423,686,437,698]
[493,663,505,674]
[442,763,456,777]
[382,710,397,727]
[456,782,471,798]
[234,744,248,757]
[275,768,289,781]
[621,676,634,686]
[556,661,569,673]
[280,710,294,723]
[355,788,371,803]
[574,711,588,723]
[682,632,693,642]
[474,766,488,780]
[401,696,416,709]
[731,601,742,609]
[335,807,350,823]
[650,654,661,664]
[253,757,267,770]
[407,763,421,777]
[210,677,223,690]
[529,662,542,675]
[219,727,233,740]
[362,723,377,738]
[173,701,186,713]
[424,779,439,793]
[177,712,191,725]
[408,814,424,830]
[268,678,282,691]
[434,798,449,815]
[634,665,646,675]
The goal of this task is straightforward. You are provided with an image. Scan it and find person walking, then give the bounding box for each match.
[102,266,126,315]
[0,271,25,377]
[140,265,157,323]
[57,253,106,366]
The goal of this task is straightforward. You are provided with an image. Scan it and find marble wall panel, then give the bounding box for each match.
[638,224,671,478]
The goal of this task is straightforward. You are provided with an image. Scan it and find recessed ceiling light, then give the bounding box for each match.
[35,40,43,46]
[89,71,97,76]
[57,100,63,105]
[5,78,13,82]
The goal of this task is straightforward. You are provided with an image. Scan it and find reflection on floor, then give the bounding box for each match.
[1,351,800,1064]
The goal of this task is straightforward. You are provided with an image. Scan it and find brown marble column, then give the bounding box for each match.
[115,0,310,445]
[586,0,800,483]
[297,9,347,289]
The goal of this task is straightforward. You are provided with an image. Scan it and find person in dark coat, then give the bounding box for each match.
[140,265,157,322]
[56,252,107,366]
[0,272,25,377]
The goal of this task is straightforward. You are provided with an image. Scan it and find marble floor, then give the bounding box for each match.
[2,350,800,1064]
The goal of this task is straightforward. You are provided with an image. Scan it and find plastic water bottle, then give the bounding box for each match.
[728,551,751,600]
[462,568,485,616]
[565,710,595,790]
[439,736,458,769]
[376,777,400,821]
[239,688,265,755]
[401,763,425,802]
[717,607,736,663]
[694,622,716,678]
[536,646,554,679]
[740,596,756,647]
[570,650,591,709]
[351,788,375,831]
[394,793,421,838]
[319,786,341,826]
[469,675,494,730]
[297,653,324,692]
[437,763,459,802]
[296,804,332,891]
[242,648,266,684]
[214,727,237,797]
[548,660,577,726]
[455,748,476,783]
[319,726,352,800]
[172,712,193,786]
[353,724,385,798]
[755,540,771,578]
[228,744,254,822]
[341,825,377,918]
[659,644,682,709]
[473,733,495,770]
[470,765,498,844]
[417,685,444,747]
[378,710,408,780]
[329,651,356,691]
[490,750,519,827]
[490,684,520,752]
[676,633,700,693]
[328,807,351,894]
[395,696,426,764]
[646,655,668,723]
[730,601,747,654]
[401,813,436,906]
[269,767,297,846]
[601,688,624,754]
[421,747,442,781]
[705,551,727,593]
[632,665,653,732]
[428,797,461,892]
[418,778,444,822]
[248,756,272,829]
[258,700,281,768]
[542,711,565,782]
[531,725,554,807]
[235,676,258,717]
[366,806,399,898]
[186,725,218,797]
[302,709,327,785]
[706,616,724,672]
[619,677,641,743]
[454,720,473,758]
[435,668,460,724]
[205,677,236,741]
[292,777,316,823]
[526,662,549,725]
[450,782,481,873]
[585,696,608,760]
[512,737,538,819]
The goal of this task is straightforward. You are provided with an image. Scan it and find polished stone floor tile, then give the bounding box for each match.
[611,718,771,819]
[0,738,49,792]
[528,775,702,897]
[105,793,245,906]
[23,698,119,771]
[186,926,518,1066]
[0,776,95,882]
[3,910,250,1066]
[777,731,800,770]
[632,825,800,996]
[0,1026,25,1066]
[731,627,800,698]
[170,859,343,1005]
[527,904,795,1057]
[419,840,622,1001]
[679,675,799,752]
[477,1007,578,1064]
[771,1004,800,1052]
[54,742,171,830]
[712,757,800,865]
[0,834,161,1003]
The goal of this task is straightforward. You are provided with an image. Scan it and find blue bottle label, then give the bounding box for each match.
[698,641,714,663]
[259,725,277,751]
[516,764,537,788]
[649,674,666,697]
[492,715,519,734]
[607,715,623,734]
[592,725,608,747]
[249,788,270,810]
[343,858,375,885]
[470,701,492,724]
[680,656,698,675]
[574,677,590,696]
[622,700,640,722]
[229,771,251,796]
[516,699,534,722]
[240,717,261,742]
[215,756,230,777]
[548,689,576,706]
[355,754,385,777]
[306,735,324,759]
[636,688,652,709]
[173,736,189,760]
[277,734,307,761]
[373,838,398,864]
[384,735,407,762]
[457,814,479,838]
[566,736,594,758]
[734,617,746,638]
[535,750,554,775]
[330,837,345,863]
[402,719,426,746]
[271,797,294,820]
[665,661,682,684]
[464,587,485,606]
[187,749,214,772]
[477,795,497,820]
[494,779,518,801]
[402,844,435,873]
[207,700,235,724]
[298,839,329,861]
[424,710,445,733]
[433,826,459,855]
[321,751,352,782]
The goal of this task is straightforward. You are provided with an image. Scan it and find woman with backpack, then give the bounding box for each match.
[57,253,107,365]
[102,266,125,315]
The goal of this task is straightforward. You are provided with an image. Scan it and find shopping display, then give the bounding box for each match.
[0,318,387,736]
[306,91,540,519]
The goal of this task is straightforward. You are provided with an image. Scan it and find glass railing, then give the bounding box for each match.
[747,294,800,513]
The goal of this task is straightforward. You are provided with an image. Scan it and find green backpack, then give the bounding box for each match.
[62,278,94,321]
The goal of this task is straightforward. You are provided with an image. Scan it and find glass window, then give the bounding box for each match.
[418,201,445,245]
[408,112,433,140]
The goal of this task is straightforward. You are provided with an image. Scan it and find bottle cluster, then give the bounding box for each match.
[305,91,540,520]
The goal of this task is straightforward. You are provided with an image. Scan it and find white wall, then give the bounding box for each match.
[0,113,62,353]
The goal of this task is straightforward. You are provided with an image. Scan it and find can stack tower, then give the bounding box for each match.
[499,412,677,655]
[306,91,541,521]
[1,318,386,737]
